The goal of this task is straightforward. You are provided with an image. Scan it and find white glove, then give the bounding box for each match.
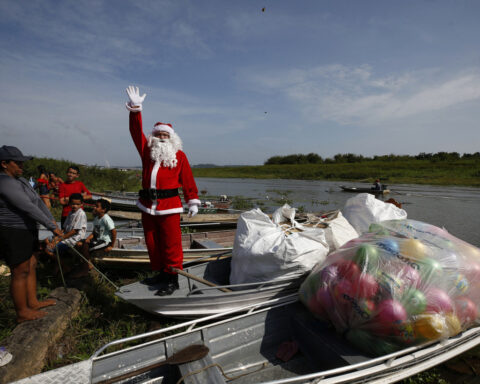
[125,85,146,112]
[188,204,198,217]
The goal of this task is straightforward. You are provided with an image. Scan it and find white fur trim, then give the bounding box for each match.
[153,123,174,135]
[126,102,143,112]
[187,199,201,206]
[136,200,184,215]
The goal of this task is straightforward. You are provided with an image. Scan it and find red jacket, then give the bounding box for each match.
[129,112,200,215]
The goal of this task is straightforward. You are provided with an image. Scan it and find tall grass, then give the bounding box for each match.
[193,159,480,187]
[23,158,142,193]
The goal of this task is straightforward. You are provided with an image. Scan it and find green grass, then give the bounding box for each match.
[0,258,177,368]
[193,159,480,187]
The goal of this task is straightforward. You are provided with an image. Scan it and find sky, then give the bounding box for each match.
[1,0,480,167]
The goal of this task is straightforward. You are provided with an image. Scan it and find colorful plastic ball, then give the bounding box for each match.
[465,262,480,281]
[445,313,462,337]
[346,329,398,356]
[333,260,360,280]
[425,288,453,314]
[316,286,334,310]
[376,271,405,299]
[358,299,376,319]
[349,299,376,327]
[373,299,408,335]
[400,239,427,260]
[307,296,328,319]
[320,264,340,285]
[454,297,478,326]
[414,314,448,340]
[418,258,443,282]
[402,288,427,316]
[346,273,379,299]
[453,274,469,295]
[400,265,421,288]
[398,321,416,344]
[353,244,380,273]
[368,223,384,233]
[368,223,390,236]
[333,279,354,302]
[376,238,399,254]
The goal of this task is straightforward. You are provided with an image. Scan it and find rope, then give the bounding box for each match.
[64,243,120,290]
[54,243,68,292]
[175,361,267,384]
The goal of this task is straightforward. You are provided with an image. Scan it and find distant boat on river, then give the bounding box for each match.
[340,185,390,195]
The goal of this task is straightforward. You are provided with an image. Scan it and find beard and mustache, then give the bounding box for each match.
[147,132,183,168]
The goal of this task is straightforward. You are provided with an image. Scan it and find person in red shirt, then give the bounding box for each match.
[58,165,92,229]
[126,85,201,296]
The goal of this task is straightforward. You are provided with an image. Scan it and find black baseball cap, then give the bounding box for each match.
[0,146,33,162]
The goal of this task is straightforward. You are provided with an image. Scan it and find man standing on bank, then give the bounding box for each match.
[126,86,201,296]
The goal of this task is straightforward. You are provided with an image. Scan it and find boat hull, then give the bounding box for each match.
[115,257,303,317]
[340,185,390,195]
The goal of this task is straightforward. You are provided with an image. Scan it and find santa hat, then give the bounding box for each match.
[152,122,174,136]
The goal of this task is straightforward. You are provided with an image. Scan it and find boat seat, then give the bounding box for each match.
[190,239,223,249]
[177,351,226,384]
[292,309,369,370]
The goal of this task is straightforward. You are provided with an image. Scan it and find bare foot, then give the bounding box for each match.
[16,309,47,323]
[30,298,56,309]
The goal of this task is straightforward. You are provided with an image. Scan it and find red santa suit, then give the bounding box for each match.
[129,111,200,272]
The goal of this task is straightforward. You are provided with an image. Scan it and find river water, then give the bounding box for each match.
[196,178,480,247]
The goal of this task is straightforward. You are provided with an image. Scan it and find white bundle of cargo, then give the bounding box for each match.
[230,205,329,285]
[342,193,407,234]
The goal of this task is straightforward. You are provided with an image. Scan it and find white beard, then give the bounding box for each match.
[147,133,183,168]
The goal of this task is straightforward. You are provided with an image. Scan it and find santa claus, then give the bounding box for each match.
[126,86,201,295]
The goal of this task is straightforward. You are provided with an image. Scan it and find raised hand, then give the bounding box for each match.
[126,85,146,111]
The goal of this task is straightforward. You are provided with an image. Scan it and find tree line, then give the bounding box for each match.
[264,152,480,165]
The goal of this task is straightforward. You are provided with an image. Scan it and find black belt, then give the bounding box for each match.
[139,188,179,200]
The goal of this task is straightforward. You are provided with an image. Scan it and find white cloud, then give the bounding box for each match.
[242,65,480,127]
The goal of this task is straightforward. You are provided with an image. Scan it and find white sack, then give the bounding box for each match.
[342,193,407,234]
[324,211,359,251]
[230,205,329,285]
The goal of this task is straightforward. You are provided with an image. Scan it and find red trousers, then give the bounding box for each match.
[141,212,183,273]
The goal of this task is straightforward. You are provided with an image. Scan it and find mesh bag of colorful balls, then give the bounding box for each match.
[299,219,480,356]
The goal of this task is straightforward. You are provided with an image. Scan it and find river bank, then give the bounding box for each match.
[193,159,480,187]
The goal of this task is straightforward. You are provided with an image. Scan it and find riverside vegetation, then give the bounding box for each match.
[194,152,480,187]
[0,154,479,382]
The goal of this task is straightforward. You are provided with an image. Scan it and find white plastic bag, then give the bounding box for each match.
[230,205,329,285]
[324,211,359,251]
[342,193,407,234]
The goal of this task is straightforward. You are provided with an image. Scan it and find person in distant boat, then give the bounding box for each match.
[372,179,382,191]
[125,85,201,296]
[0,146,62,323]
[36,165,51,209]
[58,165,92,229]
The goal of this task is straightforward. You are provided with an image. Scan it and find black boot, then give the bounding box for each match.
[155,273,179,296]
[141,271,167,286]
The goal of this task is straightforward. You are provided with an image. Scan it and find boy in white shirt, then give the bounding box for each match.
[45,193,87,257]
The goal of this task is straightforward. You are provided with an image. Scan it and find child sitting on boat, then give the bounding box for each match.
[44,193,87,273]
[73,198,117,278]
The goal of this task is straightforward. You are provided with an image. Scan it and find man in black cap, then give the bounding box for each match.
[0,145,62,323]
